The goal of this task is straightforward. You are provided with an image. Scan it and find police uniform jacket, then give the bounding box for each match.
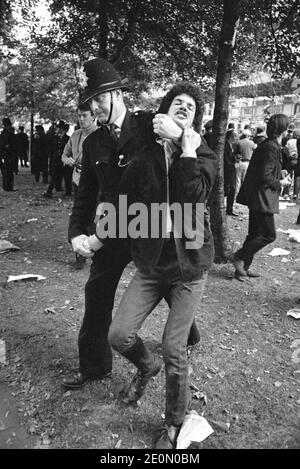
[68,110,154,241]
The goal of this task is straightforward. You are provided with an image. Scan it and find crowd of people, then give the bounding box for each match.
[0,57,299,449]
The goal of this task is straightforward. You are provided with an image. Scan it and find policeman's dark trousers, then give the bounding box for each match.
[235,210,276,270]
[78,243,201,377]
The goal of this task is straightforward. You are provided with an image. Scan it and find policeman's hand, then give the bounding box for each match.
[71,234,94,258]
[84,235,103,252]
[181,128,201,158]
[153,114,182,141]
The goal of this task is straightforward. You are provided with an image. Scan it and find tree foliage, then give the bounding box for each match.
[1,1,299,133]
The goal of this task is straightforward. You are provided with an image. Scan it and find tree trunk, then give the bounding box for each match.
[95,0,108,58]
[209,0,241,263]
[29,61,35,161]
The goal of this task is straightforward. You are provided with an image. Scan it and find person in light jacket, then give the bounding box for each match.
[61,102,97,198]
[61,102,97,268]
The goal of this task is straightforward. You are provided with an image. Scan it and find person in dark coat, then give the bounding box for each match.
[203,119,213,148]
[0,117,18,191]
[31,125,49,183]
[16,126,29,167]
[224,130,238,216]
[253,126,266,146]
[85,81,218,449]
[229,113,290,280]
[62,58,200,391]
[43,120,69,197]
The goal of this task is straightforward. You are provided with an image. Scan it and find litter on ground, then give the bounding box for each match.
[287,309,300,320]
[176,410,214,449]
[0,240,21,253]
[267,248,290,256]
[7,274,46,283]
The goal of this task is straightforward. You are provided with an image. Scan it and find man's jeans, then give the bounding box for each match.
[109,264,207,427]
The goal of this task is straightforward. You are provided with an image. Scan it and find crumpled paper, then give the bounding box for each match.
[176,410,214,449]
[288,231,300,243]
[277,228,300,243]
[0,240,20,253]
[287,309,300,320]
[7,274,46,283]
[267,248,290,256]
[279,202,296,210]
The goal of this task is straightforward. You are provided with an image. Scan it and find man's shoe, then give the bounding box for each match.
[153,425,179,449]
[229,254,247,276]
[234,271,245,282]
[62,371,111,390]
[42,192,52,198]
[122,357,161,405]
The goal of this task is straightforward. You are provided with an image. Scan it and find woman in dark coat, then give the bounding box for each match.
[230,113,290,280]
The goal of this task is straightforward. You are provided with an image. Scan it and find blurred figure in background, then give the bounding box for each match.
[230,114,290,281]
[31,125,49,183]
[253,126,266,146]
[0,117,18,191]
[16,126,29,168]
[224,130,239,216]
[61,102,97,269]
[234,128,257,198]
[43,120,69,198]
[203,119,213,148]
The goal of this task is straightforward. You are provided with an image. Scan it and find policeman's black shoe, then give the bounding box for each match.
[62,371,112,390]
[234,271,245,282]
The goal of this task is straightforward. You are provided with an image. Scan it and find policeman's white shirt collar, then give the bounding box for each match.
[114,108,127,130]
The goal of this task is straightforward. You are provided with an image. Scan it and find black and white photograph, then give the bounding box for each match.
[0,0,299,453]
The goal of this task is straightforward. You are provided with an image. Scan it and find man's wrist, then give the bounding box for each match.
[180,151,197,158]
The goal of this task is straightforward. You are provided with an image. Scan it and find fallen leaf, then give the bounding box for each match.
[209,420,230,433]
[115,439,122,449]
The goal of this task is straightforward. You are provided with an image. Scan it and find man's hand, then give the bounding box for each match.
[181,128,201,158]
[153,114,183,141]
[65,157,75,167]
[71,234,94,258]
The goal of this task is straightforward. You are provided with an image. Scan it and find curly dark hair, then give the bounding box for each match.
[157,81,204,133]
